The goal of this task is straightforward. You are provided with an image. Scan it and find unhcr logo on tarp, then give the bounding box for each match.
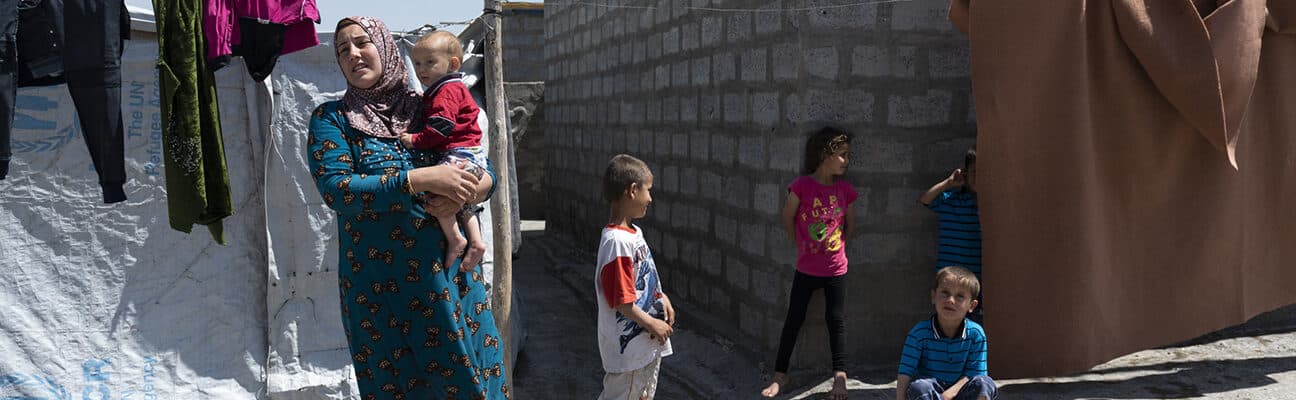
[1,357,164,400]
[124,79,164,177]
[12,92,80,154]
[10,75,165,176]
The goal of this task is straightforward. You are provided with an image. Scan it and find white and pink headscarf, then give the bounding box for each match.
[336,16,421,139]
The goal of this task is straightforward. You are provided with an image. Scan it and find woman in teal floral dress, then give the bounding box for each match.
[308,16,509,400]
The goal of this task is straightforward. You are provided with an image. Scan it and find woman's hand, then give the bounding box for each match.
[420,195,462,217]
[410,164,479,204]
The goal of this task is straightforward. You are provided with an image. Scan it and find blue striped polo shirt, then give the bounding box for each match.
[927,190,981,275]
[898,317,988,386]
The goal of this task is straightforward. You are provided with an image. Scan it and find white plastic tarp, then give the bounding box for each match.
[0,14,269,400]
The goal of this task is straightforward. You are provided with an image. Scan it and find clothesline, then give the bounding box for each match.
[545,0,914,13]
[395,18,500,50]
[393,17,482,44]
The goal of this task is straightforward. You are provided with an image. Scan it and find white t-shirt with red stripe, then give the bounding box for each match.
[595,224,674,373]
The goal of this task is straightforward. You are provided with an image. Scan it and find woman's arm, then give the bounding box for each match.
[307,107,417,215]
[407,164,479,204]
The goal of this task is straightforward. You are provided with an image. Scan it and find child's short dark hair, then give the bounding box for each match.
[802,126,854,174]
[964,147,977,169]
[934,266,981,298]
[602,154,652,203]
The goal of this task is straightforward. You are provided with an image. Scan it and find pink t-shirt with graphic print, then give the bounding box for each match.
[789,175,858,277]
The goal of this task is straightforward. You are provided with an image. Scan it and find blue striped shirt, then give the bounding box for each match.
[898,317,988,386]
[927,190,981,275]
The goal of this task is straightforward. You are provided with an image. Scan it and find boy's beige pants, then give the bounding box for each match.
[598,356,662,400]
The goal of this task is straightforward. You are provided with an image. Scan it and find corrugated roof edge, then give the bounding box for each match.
[502,2,544,11]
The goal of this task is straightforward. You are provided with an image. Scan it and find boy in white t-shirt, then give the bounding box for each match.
[595,154,676,400]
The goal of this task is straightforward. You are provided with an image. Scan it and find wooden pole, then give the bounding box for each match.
[482,0,515,392]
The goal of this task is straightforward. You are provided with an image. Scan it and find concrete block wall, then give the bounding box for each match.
[544,0,977,372]
[502,8,548,219]
[504,10,546,82]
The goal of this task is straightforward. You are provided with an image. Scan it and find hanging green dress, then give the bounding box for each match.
[153,0,233,243]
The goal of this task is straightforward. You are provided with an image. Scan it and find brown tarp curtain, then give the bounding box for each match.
[951,0,1296,378]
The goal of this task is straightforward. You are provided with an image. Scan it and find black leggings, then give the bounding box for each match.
[774,270,847,373]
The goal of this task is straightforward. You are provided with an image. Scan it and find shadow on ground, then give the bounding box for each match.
[1001,356,1296,399]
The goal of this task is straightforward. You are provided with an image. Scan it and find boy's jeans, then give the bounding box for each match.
[908,376,997,400]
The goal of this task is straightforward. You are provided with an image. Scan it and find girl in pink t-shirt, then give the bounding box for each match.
[761,127,858,400]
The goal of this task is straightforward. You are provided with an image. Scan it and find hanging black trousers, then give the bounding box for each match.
[1,0,128,203]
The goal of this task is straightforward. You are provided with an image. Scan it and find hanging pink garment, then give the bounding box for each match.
[203,0,320,81]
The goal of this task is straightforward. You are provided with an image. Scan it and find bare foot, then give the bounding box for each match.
[459,239,486,272]
[444,230,467,271]
[830,371,848,400]
[761,372,787,398]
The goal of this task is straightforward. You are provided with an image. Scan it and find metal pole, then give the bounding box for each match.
[482,0,515,392]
